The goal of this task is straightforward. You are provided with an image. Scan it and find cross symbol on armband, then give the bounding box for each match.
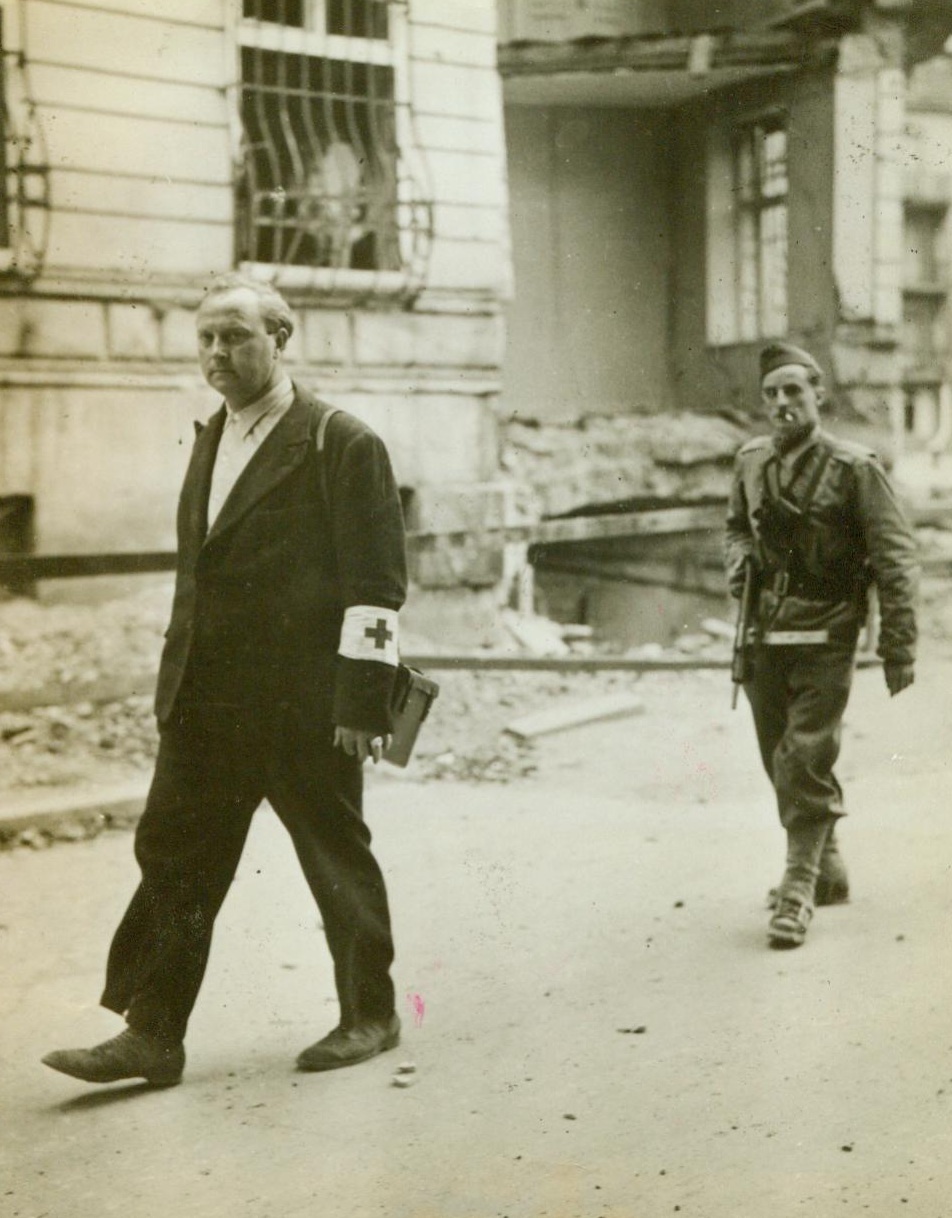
[365,619,394,650]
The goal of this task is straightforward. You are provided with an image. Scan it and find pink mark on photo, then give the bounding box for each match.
[406,991,426,1028]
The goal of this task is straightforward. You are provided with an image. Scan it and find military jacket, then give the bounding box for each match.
[725,429,918,666]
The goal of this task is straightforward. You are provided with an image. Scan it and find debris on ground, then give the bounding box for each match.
[503,691,645,741]
[1,520,950,825]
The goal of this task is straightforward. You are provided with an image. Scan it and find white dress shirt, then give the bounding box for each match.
[207,376,295,527]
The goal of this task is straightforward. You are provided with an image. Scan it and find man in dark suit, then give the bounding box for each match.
[43,274,408,1086]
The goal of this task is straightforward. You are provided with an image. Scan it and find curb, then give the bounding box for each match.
[0,781,149,847]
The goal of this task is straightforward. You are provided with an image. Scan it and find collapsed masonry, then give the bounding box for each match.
[498,412,754,649]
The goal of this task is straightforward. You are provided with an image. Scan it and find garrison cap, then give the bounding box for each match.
[759,341,823,381]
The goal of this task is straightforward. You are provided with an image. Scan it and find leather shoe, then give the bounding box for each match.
[297,1014,400,1072]
[42,1029,185,1086]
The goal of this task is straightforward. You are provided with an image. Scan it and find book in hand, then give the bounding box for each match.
[384,664,440,767]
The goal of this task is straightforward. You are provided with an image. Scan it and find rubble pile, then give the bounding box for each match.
[0,697,156,792]
[0,592,167,695]
[502,412,751,519]
[411,666,637,784]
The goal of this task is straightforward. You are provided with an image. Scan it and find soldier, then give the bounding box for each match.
[726,342,918,948]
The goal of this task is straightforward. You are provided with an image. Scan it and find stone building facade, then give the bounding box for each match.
[0,0,511,619]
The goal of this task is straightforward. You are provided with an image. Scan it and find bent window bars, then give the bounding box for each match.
[235,0,432,295]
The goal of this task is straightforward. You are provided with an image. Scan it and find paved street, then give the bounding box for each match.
[2,654,951,1218]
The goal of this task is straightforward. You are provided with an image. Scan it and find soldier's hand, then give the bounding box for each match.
[884,664,915,698]
[333,726,392,764]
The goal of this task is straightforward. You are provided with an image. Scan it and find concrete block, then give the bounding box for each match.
[352,312,415,366]
[108,303,161,360]
[415,395,497,484]
[300,308,352,364]
[20,299,108,359]
[410,537,504,589]
[160,307,199,360]
[407,481,507,589]
[416,312,505,369]
[409,481,510,535]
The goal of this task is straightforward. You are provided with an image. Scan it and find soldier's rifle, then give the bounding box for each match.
[730,556,757,709]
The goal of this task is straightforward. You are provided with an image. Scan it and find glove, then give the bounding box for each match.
[884,663,914,697]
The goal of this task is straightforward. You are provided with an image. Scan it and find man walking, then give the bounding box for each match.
[726,342,918,949]
[43,273,407,1085]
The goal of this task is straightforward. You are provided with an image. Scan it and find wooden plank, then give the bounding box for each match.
[27,0,227,87]
[0,650,886,716]
[0,552,176,583]
[406,653,883,672]
[505,692,645,740]
[29,63,227,127]
[532,505,725,545]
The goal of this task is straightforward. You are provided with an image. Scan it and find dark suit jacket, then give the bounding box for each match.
[155,384,407,735]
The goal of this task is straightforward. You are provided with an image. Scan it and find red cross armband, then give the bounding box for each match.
[339,605,400,667]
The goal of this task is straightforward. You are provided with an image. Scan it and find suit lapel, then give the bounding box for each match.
[179,407,225,557]
[202,395,313,549]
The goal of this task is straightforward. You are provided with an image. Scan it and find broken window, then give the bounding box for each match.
[235,0,430,283]
[734,118,788,340]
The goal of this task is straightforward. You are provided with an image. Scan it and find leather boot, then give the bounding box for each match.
[768,816,836,949]
[767,823,849,909]
[814,826,849,905]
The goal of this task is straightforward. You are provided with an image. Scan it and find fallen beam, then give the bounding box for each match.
[505,692,645,741]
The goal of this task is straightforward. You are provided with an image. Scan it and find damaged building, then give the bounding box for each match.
[2,0,952,646]
[497,0,952,643]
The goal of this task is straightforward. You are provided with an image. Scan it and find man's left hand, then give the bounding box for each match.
[333,727,392,764]
[884,664,915,698]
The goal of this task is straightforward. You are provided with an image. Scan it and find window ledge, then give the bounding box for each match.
[903,281,948,298]
[240,263,416,302]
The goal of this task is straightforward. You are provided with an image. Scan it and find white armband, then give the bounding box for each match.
[339,605,399,666]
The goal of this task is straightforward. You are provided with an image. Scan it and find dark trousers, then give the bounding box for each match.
[100,705,396,1043]
[743,643,856,830]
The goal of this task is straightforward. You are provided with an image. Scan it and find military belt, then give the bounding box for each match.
[763,629,830,646]
[745,627,831,646]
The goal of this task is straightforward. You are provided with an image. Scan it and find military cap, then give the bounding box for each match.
[759,341,823,381]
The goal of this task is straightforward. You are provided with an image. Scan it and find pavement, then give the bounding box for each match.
[1,655,951,1218]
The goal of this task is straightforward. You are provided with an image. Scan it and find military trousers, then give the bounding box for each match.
[100,702,396,1043]
[743,642,856,830]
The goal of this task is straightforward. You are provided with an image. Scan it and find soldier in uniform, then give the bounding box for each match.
[726,342,918,948]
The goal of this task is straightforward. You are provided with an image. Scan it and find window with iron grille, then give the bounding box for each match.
[1,14,10,252]
[235,0,431,287]
[0,3,50,277]
[733,117,788,340]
